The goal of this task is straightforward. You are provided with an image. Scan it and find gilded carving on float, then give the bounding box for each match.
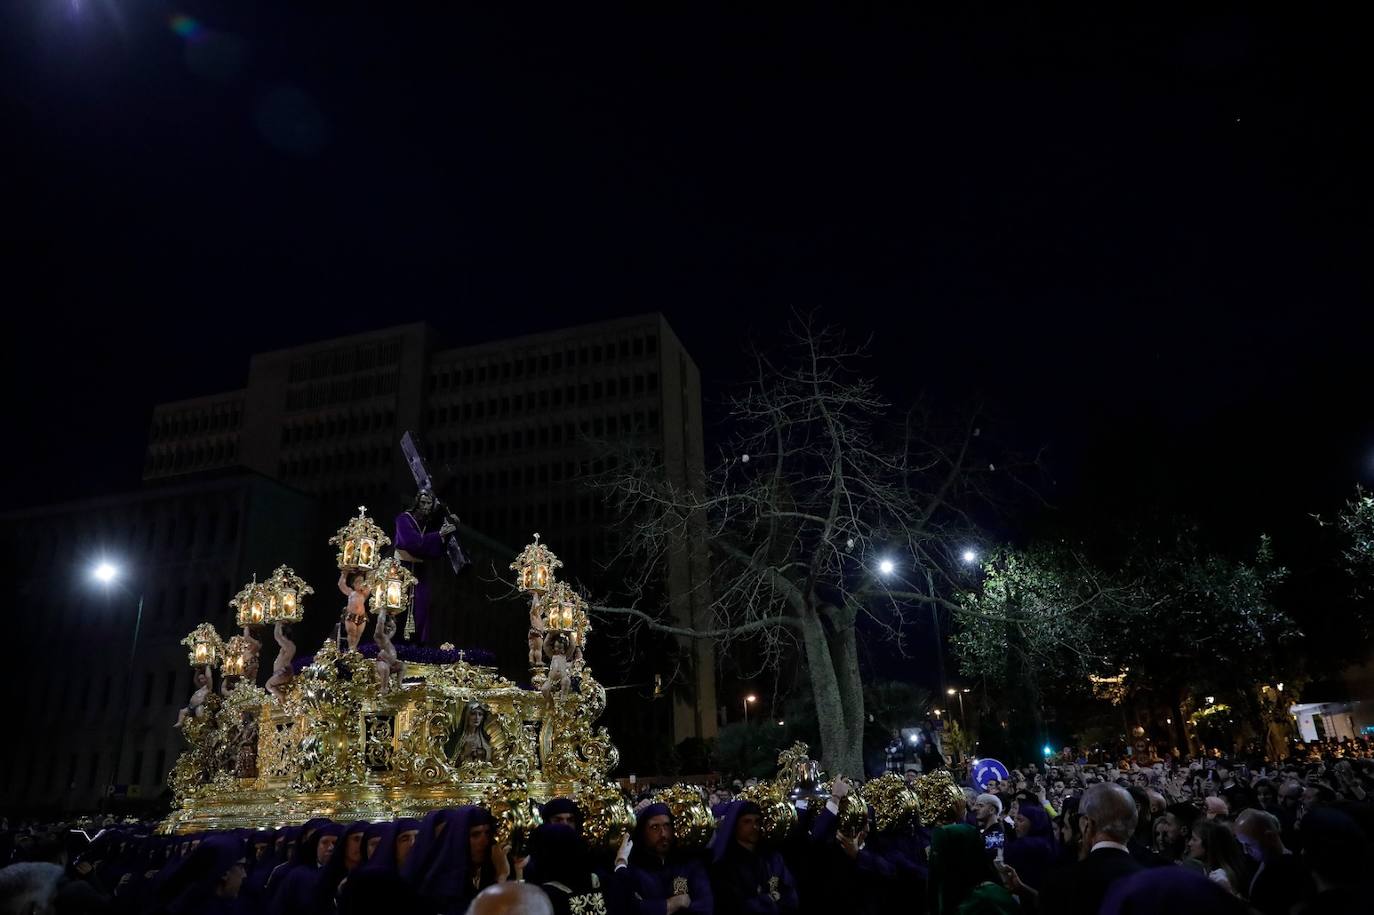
[161,521,627,838]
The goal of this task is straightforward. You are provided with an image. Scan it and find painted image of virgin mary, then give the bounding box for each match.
[449,701,494,763]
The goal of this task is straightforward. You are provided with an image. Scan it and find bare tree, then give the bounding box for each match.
[590,315,1007,776]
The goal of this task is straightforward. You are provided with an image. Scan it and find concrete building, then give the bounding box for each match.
[143,316,716,744]
[0,473,317,813]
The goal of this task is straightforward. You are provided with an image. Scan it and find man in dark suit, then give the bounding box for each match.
[1038,783,1144,915]
[1236,809,1313,915]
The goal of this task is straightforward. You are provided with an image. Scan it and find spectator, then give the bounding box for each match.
[1003,800,1056,892]
[972,795,1008,855]
[1293,807,1368,914]
[1235,808,1312,915]
[1185,819,1245,896]
[1202,796,1229,821]
[0,862,63,915]
[1100,867,1249,915]
[467,881,555,915]
[1038,783,1145,915]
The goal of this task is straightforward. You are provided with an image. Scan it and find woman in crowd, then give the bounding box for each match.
[1186,819,1247,896]
[1003,800,1057,893]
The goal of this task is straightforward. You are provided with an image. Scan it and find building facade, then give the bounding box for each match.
[0,474,317,813]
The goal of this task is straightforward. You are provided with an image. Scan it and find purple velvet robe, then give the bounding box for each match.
[614,855,714,915]
[394,510,445,643]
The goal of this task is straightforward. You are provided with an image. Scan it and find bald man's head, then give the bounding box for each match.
[465,882,554,915]
[1080,783,1138,845]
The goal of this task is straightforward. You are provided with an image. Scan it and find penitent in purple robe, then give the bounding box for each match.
[394,511,445,644]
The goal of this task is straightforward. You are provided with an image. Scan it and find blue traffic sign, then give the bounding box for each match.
[972,758,1009,791]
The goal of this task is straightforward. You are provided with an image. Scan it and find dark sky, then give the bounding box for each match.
[4,3,1370,564]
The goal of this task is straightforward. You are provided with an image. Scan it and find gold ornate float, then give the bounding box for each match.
[162,528,624,836]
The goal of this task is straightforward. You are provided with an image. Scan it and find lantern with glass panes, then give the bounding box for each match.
[182,623,225,668]
[367,556,418,617]
[544,581,589,641]
[263,565,312,624]
[231,575,272,628]
[510,534,562,596]
[221,634,258,680]
[329,505,391,572]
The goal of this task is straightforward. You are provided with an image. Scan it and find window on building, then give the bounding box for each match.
[165,670,178,705]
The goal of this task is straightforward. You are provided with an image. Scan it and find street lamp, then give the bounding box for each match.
[878,559,896,576]
[961,549,978,565]
[947,687,967,724]
[744,694,757,725]
[91,561,144,809]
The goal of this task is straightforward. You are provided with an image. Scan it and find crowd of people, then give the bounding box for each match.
[2,741,1372,915]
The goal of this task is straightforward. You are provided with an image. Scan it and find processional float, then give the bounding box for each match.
[161,505,627,844]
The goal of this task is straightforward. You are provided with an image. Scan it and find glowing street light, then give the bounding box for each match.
[961,549,978,564]
[878,559,896,576]
[947,687,967,724]
[90,559,144,808]
[744,694,757,725]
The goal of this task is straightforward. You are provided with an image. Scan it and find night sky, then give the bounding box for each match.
[4,4,1370,587]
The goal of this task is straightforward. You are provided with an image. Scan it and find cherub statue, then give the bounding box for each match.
[240,626,262,682]
[265,623,296,700]
[174,665,213,728]
[373,614,402,694]
[542,632,572,698]
[337,570,371,653]
[527,597,547,668]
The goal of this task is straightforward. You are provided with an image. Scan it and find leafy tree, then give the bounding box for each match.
[952,530,1294,758]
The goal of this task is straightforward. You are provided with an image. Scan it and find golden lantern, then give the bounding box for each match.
[329,505,391,572]
[222,634,257,680]
[263,565,313,624]
[510,533,562,594]
[182,623,224,668]
[544,581,588,634]
[368,556,418,617]
[230,575,272,628]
